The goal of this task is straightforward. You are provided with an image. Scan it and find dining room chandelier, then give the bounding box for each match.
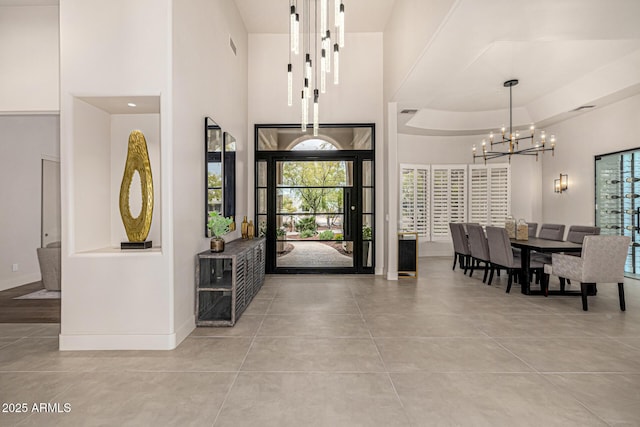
[473,79,556,163]
[288,0,345,136]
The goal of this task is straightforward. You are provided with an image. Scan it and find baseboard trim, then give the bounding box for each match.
[387,271,398,281]
[59,332,177,351]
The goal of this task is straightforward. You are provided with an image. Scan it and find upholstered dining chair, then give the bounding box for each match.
[449,222,471,273]
[528,222,538,238]
[486,226,544,293]
[547,235,630,311]
[467,224,491,283]
[566,225,601,244]
[538,223,565,241]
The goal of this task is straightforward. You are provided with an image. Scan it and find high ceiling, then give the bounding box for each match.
[235,0,640,136]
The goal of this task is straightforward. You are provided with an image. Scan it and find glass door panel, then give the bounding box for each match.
[275,160,353,269]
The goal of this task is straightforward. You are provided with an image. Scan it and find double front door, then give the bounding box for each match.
[256,154,374,274]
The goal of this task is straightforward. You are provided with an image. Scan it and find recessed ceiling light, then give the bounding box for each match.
[127,102,137,107]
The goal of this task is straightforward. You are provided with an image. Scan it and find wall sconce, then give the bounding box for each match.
[554,173,568,193]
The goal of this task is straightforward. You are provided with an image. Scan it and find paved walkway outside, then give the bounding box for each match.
[277,241,353,267]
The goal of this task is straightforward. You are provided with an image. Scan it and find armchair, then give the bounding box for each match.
[36,241,61,291]
[549,235,630,311]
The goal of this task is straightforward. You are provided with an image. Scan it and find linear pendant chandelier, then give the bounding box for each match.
[288,0,345,136]
[473,79,556,163]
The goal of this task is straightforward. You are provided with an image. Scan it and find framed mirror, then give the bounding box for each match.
[205,117,223,236]
[223,132,236,220]
[205,118,237,236]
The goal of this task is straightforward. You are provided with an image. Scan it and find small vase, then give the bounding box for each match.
[241,216,248,239]
[210,238,225,252]
[247,220,254,239]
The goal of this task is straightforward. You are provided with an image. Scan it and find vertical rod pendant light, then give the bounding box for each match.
[333,43,339,84]
[287,0,345,129]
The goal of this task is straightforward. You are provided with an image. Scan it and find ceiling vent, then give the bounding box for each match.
[400,109,418,114]
[571,105,595,112]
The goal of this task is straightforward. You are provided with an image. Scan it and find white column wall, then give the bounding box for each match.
[248,33,385,273]
[59,0,174,350]
[171,0,248,344]
[397,132,543,256]
[0,115,60,290]
[0,5,59,113]
[541,93,640,228]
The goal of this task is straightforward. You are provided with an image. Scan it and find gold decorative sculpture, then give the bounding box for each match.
[119,130,153,248]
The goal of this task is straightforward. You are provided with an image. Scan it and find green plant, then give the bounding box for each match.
[319,230,334,240]
[362,225,372,241]
[334,233,343,240]
[208,211,233,239]
[276,227,287,239]
[300,229,316,239]
[295,216,317,233]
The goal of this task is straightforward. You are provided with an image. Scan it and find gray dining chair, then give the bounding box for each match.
[528,222,538,238]
[486,226,544,293]
[538,223,565,241]
[546,235,630,311]
[467,224,491,283]
[449,222,471,273]
[566,225,600,244]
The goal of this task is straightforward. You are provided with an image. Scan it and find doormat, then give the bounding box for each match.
[14,289,61,300]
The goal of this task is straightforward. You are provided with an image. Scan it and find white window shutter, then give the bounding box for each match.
[399,164,430,238]
[432,165,467,241]
[468,163,510,226]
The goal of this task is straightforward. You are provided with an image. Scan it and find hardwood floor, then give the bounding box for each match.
[0,281,60,323]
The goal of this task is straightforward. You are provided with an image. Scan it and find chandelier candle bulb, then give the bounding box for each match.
[290,6,296,52]
[294,13,300,54]
[338,3,345,47]
[325,30,331,71]
[313,90,319,136]
[320,50,327,93]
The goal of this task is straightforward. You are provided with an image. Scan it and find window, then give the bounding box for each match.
[400,163,510,241]
[468,164,510,227]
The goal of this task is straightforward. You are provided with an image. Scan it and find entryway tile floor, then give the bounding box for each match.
[2,257,640,426]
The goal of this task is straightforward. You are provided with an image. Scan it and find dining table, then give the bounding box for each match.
[510,237,583,295]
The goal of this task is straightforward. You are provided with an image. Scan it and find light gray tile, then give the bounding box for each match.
[544,373,640,426]
[241,337,384,372]
[243,298,272,315]
[25,324,60,337]
[469,313,606,338]
[391,372,607,426]
[355,295,451,315]
[497,337,640,372]
[275,282,354,299]
[375,337,534,373]
[17,372,235,427]
[258,314,370,337]
[215,372,410,427]
[364,313,483,337]
[0,324,40,338]
[267,298,360,314]
[0,372,75,426]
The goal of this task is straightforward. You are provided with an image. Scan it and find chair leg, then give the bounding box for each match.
[463,255,470,275]
[452,253,458,271]
[559,277,566,293]
[506,269,513,293]
[618,283,626,311]
[580,283,591,311]
[469,258,475,277]
[482,263,489,283]
[488,267,495,286]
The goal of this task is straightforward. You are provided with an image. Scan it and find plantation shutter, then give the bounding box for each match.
[399,164,430,238]
[432,165,467,241]
[468,163,510,226]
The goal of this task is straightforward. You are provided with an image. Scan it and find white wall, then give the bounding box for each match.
[59,0,174,350]
[0,5,59,113]
[248,32,385,273]
[397,132,543,255]
[172,0,248,344]
[541,93,640,228]
[0,115,59,290]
